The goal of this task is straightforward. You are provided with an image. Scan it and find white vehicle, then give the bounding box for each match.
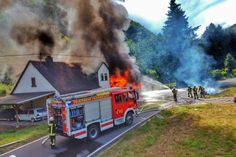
[19,108,47,122]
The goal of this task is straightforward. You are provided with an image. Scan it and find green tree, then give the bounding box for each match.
[161,0,200,85]
[163,0,198,48]
[224,53,236,74]
[201,23,231,68]
[1,66,13,85]
[126,21,163,80]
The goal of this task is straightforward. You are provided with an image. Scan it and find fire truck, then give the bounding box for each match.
[47,87,139,140]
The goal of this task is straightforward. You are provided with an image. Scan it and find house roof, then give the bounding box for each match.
[28,60,100,95]
[11,58,107,95]
[0,92,54,105]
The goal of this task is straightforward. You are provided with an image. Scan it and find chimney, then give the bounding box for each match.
[45,56,53,65]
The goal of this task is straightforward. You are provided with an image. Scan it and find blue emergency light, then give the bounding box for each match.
[66,101,72,108]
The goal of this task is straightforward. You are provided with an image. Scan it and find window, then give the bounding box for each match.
[128,92,134,99]
[31,77,36,87]
[36,109,45,113]
[101,73,108,81]
[123,93,128,102]
[115,94,122,104]
[104,73,108,81]
[101,73,104,81]
[29,110,34,114]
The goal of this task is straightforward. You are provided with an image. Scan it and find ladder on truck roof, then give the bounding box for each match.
[60,87,123,101]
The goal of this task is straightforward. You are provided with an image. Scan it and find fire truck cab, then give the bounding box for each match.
[47,87,139,140]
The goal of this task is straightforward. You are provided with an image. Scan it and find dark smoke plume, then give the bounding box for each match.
[3,0,141,85]
[0,0,14,10]
[10,22,55,60]
[68,0,141,84]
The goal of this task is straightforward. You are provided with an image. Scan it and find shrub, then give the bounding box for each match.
[232,69,236,77]
[211,69,222,80]
[210,69,229,80]
[0,88,6,96]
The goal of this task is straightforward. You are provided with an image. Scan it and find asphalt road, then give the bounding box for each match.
[0,110,161,157]
[218,78,236,87]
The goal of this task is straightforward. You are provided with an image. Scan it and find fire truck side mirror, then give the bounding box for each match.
[135,91,139,100]
[136,92,139,100]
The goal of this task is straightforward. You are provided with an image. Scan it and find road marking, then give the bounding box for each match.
[0,136,48,157]
[87,110,161,157]
[0,139,28,148]
[41,137,49,145]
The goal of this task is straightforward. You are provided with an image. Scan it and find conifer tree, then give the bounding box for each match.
[163,0,198,53]
[161,0,199,84]
[224,53,236,73]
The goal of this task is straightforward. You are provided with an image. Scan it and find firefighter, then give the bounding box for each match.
[193,86,199,99]
[48,117,56,149]
[187,86,193,98]
[199,86,206,98]
[172,87,178,102]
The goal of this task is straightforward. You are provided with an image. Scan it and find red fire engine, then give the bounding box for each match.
[47,87,139,140]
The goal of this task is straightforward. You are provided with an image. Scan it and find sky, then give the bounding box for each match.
[118,0,236,35]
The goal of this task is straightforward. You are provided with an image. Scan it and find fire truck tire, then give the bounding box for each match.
[125,112,134,126]
[88,124,100,140]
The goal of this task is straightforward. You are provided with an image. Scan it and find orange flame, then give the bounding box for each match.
[110,69,141,89]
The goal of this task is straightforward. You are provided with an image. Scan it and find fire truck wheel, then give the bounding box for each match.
[125,112,134,126]
[88,124,100,140]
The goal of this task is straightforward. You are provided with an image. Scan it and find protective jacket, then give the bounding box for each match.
[49,121,56,136]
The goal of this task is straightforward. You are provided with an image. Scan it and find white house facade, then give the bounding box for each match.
[13,63,59,95]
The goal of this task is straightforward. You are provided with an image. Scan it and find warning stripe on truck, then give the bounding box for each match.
[101,120,114,131]
[101,121,113,128]
[74,130,87,137]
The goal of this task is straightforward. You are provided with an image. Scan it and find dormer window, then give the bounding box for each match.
[101,73,104,81]
[31,77,36,87]
[101,73,108,81]
[104,73,108,81]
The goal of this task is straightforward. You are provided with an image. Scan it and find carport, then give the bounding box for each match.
[0,92,54,127]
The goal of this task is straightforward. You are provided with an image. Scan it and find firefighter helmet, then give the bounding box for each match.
[49,117,54,122]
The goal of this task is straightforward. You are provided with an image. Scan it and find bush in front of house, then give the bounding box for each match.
[0,83,13,96]
[0,88,6,96]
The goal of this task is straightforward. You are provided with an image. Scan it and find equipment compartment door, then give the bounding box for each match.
[84,102,100,123]
[100,98,112,122]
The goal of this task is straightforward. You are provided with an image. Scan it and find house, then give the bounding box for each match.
[0,56,110,110]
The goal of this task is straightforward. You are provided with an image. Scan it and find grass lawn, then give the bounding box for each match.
[0,124,48,154]
[208,86,236,98]
[99,104,236,157]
